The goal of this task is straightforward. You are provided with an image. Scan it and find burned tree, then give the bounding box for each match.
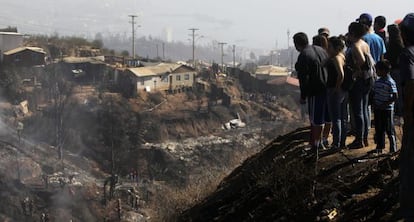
[43,64,73,161]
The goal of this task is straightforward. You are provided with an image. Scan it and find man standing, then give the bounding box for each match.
[399,12,414,222]
[294,32,329,151]
[357,13,387,63]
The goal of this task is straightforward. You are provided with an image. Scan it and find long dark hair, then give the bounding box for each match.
[386,24,404,68]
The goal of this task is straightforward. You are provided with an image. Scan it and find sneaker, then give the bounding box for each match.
[319,143,328,151]
[347,140,364,149]
[367,149,383,155]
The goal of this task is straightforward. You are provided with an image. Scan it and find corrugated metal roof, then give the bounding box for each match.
[3,46,46,55]
[127,63,189,77]
[255,65,289,76]
[63,56,105,64]
[0,32,23,36]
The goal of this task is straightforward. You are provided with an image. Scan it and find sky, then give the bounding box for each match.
[0,0,413,50]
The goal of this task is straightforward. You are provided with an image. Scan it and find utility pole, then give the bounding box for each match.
[156,44,159,59]
[287,29,291,49]
[232,44,236,68]
[188,28,199,68]
[162,42,165,60]
[129,15,138,59]
[218,42,227,72]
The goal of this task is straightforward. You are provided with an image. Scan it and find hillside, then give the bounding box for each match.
[179,127,402,221]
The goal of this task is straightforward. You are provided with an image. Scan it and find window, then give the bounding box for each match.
[176,75,181,81]
[184,74,190,80]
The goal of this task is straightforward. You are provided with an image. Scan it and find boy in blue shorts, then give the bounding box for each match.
[371,60,398,154]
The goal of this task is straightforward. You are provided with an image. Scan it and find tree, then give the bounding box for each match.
[43,64,74,162]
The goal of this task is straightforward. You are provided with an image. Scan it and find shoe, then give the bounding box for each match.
[322,139,329,148]
[363,138,369,147]
[319,143,328,151]
[367,149,383,155]
[347,140,364,149]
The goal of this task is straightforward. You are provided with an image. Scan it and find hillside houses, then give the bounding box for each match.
[118,63,196,97]
[3,47,46,67]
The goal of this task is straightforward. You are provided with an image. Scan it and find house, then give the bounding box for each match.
[0,31,23,61]
[119,63,196,96]
[3,47,46,67]
[254,65,289,80]
[61,56,107,84]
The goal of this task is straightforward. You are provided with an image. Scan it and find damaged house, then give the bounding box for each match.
[3,47,46,67]
[61,56,107,84]
[118,63,196,97]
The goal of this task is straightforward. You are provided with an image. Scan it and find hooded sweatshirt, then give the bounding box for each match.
[400,45,414,85]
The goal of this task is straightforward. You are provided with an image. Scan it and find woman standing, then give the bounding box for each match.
[326,37,347,149]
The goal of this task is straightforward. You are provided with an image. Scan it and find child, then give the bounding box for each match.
[371,60,398,154]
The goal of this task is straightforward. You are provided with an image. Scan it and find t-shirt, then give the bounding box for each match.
[295,45,328,99]
[363,33,386,63]
[373,74,397,110]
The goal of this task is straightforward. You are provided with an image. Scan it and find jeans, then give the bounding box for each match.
[374,109,396,152]
[349,78,371,141]
[327,88,347,147]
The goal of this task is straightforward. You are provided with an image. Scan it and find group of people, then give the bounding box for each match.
[294,12,414,220]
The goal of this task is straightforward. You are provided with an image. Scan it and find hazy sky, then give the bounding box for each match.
[0,0,413,50]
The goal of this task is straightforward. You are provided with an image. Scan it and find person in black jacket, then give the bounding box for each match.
[294,32,329,151]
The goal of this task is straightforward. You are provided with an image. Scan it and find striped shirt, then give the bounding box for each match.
[373,75,397,110]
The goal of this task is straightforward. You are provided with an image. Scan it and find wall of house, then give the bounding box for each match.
[136,74,170,92]
[0,33,23,55]
[3,50,45,67]
[169,72,195,90]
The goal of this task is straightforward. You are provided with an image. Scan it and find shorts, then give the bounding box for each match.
[308,93,331,126]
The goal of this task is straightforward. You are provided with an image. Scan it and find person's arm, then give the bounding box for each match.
[334,54,345,90]
[295,53,308,101]
[352,43,366,68]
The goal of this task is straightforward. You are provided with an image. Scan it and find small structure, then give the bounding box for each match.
[119,63,196,96]
[61,56,106,84]
[3,47,46,67]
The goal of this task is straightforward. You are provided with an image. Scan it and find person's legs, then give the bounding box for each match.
[362,89,371,146]
[385,109,397,152]
[309,93,328,149]
[349,80,364,148]
[340,92,349,148]
[374,109,386,151]
[327,89,344,148]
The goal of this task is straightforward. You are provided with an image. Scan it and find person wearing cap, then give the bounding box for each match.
[399,12,414,222]
[357,13,387,63]
[374,16,387,43]
[318,27,330,38]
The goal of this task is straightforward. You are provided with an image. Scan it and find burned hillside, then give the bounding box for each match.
[179,127,402,222]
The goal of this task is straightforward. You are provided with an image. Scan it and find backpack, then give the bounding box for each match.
[361,53,376,80]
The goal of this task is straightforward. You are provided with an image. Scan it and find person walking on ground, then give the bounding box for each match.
[294,32,329,151]
[326,36,347,149]
[347,22,373,149]
[370,60,397,154]
[399,12,414,222]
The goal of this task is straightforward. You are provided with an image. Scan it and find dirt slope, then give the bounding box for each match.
[179,127,401,222]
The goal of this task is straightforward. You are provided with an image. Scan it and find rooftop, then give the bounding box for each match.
[127,63,194,77]
[3,46,46,55]
[255,65,289,76]
[62,56,105,64]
